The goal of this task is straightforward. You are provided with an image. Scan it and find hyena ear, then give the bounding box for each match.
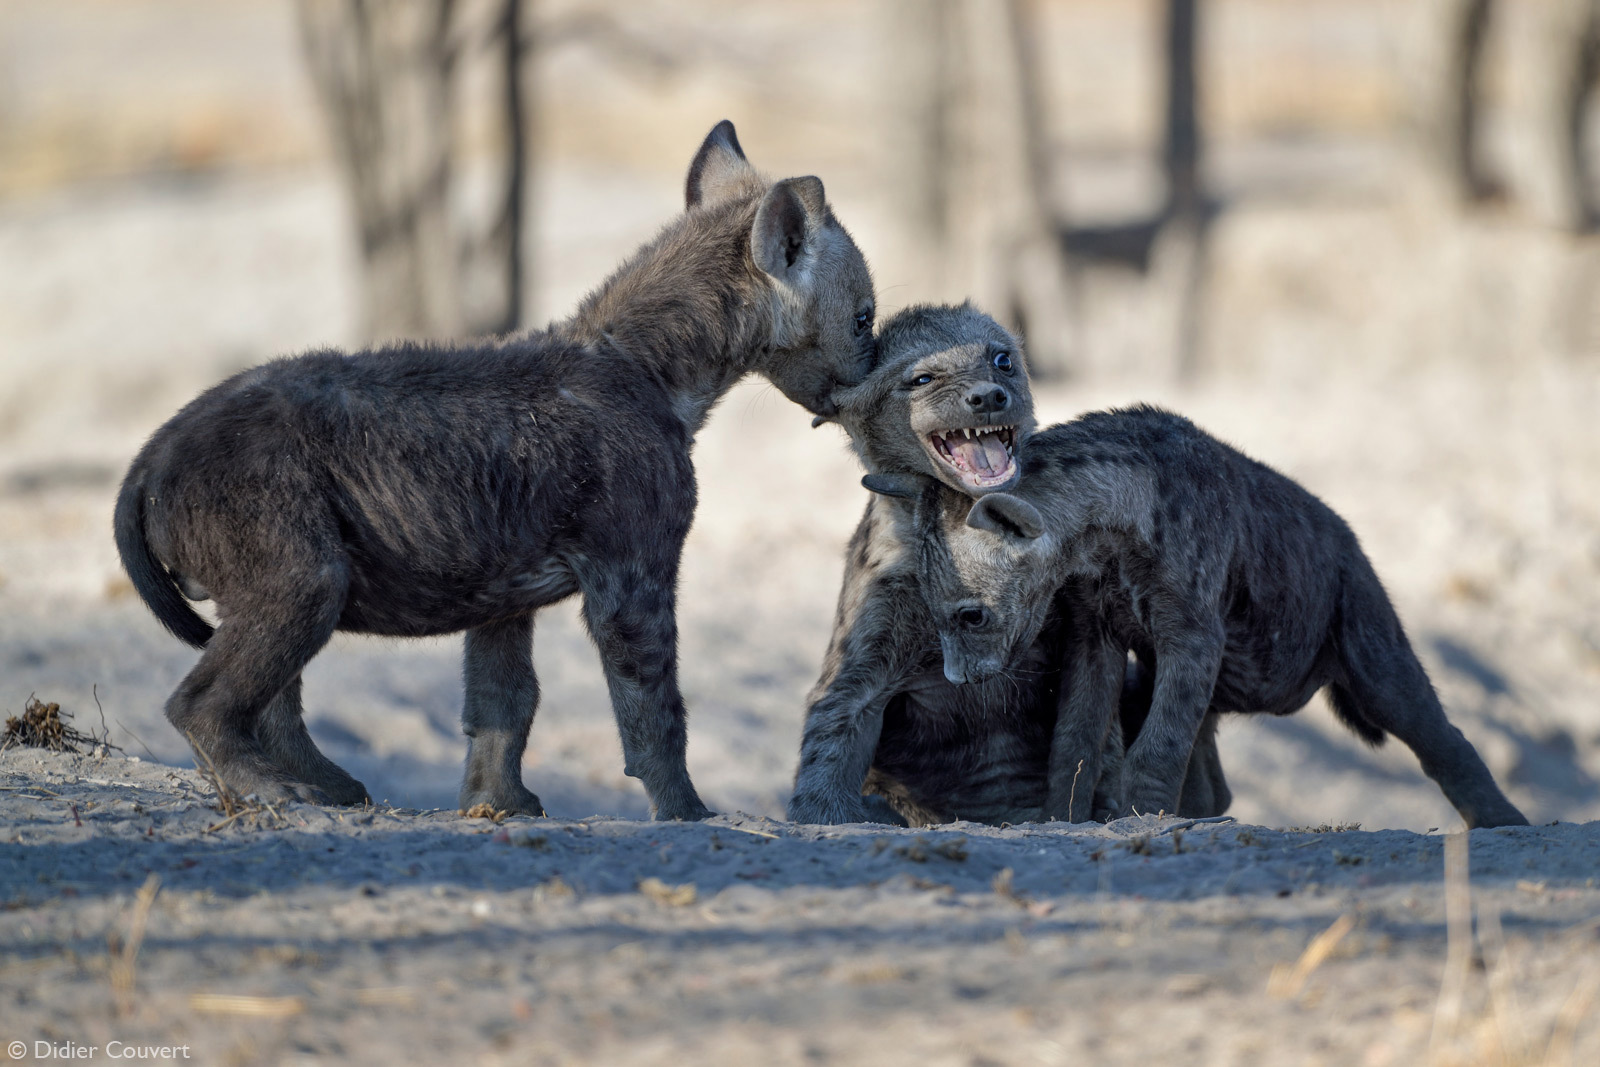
[753,176,825,282]
[967,494,1045,541]
[861,472,929,499]
[685,120,759,210]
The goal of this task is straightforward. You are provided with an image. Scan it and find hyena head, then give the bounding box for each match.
[833,303,1035,495]
[865,474,1055,684]
[684,121,876,417]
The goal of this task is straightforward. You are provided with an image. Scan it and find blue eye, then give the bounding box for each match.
[854,308,874,334]
[993,351,1013,371]
[911,373,934,386]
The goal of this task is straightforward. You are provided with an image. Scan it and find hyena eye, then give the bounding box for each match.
[956,606,989,629]
[854,307,874,334]
[992,351,1013,371]
[911,373,934,387]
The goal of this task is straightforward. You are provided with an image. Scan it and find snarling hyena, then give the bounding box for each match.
[869,406,1529,829]
[788,305,1226,826]
[113,121,876,820]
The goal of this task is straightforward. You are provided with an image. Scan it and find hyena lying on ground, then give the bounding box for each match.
[866,406,1528,828]
[787,305,1226,825]
[113,122,876,820]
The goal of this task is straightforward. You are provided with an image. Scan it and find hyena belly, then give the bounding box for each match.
[866,636,1062,826]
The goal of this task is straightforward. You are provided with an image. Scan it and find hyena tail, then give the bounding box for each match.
[1325,553,1408,748]
[1331,547,1527,828]
[113,470,214,649]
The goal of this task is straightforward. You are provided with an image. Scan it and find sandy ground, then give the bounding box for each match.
[3,748,1598,1067]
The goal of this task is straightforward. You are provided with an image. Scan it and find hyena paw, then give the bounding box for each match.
[787,792,868,825]
[652,797,715,822]
[458,780,546,818]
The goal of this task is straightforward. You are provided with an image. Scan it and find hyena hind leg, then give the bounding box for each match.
[256,674,370,805]
[166,577,347,805]
[1331,565,1527,829]
[1175,711,1230,818]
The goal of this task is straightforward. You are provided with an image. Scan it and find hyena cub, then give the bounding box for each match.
[114,121,876,820]
[869,406,1528,828]
[787,305,1225,825]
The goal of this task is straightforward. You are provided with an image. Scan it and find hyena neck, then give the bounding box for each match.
[562,198,774,434]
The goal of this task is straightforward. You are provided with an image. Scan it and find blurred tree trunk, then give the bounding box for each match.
[927,0,1074,377]
[1161,0,1209,381]
[1545,0,1600,231]
[1163,0,1202,218]
[297,0,528,343]
[1444,0,1503,203]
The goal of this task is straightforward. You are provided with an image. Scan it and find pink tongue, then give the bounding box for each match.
[949,433,1008,475]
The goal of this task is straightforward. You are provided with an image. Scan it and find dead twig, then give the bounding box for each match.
[115,718,160,762]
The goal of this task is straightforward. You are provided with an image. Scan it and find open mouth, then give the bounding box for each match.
[927,425,1018,489]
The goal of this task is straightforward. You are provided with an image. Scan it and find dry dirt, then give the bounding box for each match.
[3,748,1597,1067]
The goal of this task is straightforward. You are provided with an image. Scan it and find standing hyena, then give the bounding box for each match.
[867,407,1528,829]
[113,122,876,820]
[788,305,1227,825]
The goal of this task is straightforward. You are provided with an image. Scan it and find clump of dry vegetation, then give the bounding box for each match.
[2,694,117,754]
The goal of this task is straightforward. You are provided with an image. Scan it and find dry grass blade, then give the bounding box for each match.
[1431,830,1472,1060]
[1478,897,1532,1063]
[109,874,161,1018]
[638,877,698,907]
[1268,912,1356,999]
[185,733,239,818]
[723,825,779,839]
[189,993,306,1018]
[354,986,418,1007]
[184,734,285,832]
[1542,960,1600,1067]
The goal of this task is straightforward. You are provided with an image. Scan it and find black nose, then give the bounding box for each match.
[964,387,1009,412]
[956,606,988,629]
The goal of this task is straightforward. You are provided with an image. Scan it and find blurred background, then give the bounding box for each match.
[1,0,1597,831]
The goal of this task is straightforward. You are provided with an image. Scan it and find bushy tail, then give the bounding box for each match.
[113,470,213,649]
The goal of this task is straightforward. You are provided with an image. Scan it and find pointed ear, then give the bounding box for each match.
[967,494,1044,541]
[685,120,758,210]
[862,472,928,499]
[753,176,825,282]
